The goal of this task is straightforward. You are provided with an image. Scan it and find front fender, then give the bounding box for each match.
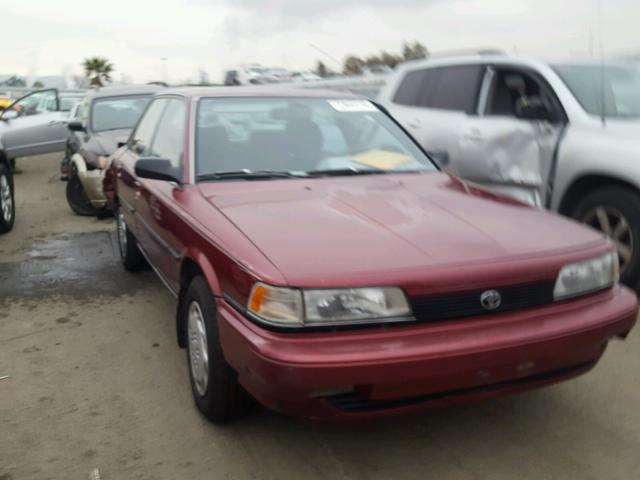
[71,154,106,205]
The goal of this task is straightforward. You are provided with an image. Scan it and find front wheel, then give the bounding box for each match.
[0,164,15,233]
[182,275,252,422]
[66,171,98,216]
[572,186,640,289]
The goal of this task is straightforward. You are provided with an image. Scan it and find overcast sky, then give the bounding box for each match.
[1,0,638,84]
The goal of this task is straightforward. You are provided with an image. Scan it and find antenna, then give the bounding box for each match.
[598,0,606,125]
[308,43,343,70]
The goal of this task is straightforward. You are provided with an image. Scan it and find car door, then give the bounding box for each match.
[115,98,169,240]
[386,64,485,163]
[457,65,567,206]
[134,97,187,291]
[0,89,70,158]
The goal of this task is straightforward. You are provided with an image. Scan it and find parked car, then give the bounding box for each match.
[378,54,640,289]
[235,65,279,85]
[290,71,322,82]
[62,85,161,216]
[109,87,637,422]
[0,149,13,233]
[0,89,85,171]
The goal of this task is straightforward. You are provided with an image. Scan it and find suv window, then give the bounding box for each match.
[131,99,168,155]
[393,69,429,105]
[429,65,483,113]
[149,98,186,171]
[393,65,483,114]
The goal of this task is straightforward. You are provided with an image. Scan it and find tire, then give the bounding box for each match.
[182,275,252,422]
[66,171,98,216]
[572,186,640,289]
[0,164,15,234]
[116,204,147,271]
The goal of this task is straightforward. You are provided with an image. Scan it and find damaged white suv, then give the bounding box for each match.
[379,54,640,289]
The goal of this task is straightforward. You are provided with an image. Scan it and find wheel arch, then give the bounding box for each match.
[176,252,222,348]
[69,153,88,174]
[558,174,640,216]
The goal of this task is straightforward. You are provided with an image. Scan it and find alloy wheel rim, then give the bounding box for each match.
[0,174,12,223]
[188,301,209,396]
[117,211,127,255]
[582,205,633,272]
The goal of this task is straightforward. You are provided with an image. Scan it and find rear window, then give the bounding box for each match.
[393,65,483,114]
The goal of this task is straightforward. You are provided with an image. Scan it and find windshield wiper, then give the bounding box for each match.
[196,169,304,182]
[305,168,389,177]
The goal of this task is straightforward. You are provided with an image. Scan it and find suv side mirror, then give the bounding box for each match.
[135,158,182,184]
[515,96,552,122]
[68,120,85,132]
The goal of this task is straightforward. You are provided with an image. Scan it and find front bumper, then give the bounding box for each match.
[217,286,637,420]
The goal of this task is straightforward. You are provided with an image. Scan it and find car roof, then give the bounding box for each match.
[86,85,164,100]
[157,86,361,99]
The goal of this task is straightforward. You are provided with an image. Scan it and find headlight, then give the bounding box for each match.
[554,251,619,300]
[304,288,411,325]
[247,283,412,327]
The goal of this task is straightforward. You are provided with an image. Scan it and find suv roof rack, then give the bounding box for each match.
[425,48,507,59]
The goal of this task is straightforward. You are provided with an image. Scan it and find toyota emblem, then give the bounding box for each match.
[480,290,502,310]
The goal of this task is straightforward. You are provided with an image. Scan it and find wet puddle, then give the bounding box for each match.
[0,231,155,298]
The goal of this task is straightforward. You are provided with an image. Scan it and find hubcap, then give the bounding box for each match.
[188,301,209,396]
[0,174,12,224]
[117,210,127,256]
[582,205,633,272]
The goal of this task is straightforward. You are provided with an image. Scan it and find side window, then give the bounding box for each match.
[130,99,168,155]
[11,90,57,118]
[427,65,483,113]
[393,69,428,106]
[148,99,186,172]
[485,68,560,119]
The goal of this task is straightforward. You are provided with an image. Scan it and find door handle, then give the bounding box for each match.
[134,180,141,187]
[407,119,421,129]
[47,120,64,126]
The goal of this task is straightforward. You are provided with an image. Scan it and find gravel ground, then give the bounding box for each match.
[1,154,639,480]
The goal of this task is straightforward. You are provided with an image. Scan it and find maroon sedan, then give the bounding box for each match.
[110,88,637,422]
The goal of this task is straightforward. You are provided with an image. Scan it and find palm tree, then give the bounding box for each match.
[82,57,114,87]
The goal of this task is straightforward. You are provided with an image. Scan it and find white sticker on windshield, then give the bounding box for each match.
[328,100,377,112]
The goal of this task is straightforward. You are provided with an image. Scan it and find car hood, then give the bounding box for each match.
[88,129,131,156]
[198,173,605,287]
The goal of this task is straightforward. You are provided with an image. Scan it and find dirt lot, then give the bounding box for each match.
[1,154,639,480]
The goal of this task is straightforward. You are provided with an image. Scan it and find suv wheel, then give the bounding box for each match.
[182,275,252,422]
[573,186,640,289]
[0,163,15,233]
[116,205,147,271]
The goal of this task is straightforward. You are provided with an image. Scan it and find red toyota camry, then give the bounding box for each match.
[109,87,637,421]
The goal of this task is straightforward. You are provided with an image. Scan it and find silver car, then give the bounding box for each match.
[0,88,84,233]
[0,89,85,163]
[378,54,640,288]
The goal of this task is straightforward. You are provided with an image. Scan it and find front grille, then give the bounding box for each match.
[409,281,555,323]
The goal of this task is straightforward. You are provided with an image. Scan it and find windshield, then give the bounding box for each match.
[91,95,152,132]
[554,64,640,119]
[195,97,436,179]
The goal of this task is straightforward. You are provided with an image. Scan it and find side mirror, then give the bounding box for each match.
[68,120,85,132]
[515,96,552,122]
[1,109,18,121]
[135,158,182,184]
